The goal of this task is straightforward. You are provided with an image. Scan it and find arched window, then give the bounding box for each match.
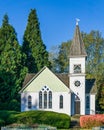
[39,86,52,109]
[60,95,63,109]
[44,91,47,108]
[39,91,42,108]
[28,95,32,109]
[49,91,52,108]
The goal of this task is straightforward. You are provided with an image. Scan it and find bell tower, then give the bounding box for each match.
[69,20,87,115]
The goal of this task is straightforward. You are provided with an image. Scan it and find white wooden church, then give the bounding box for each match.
[20,22,96,116]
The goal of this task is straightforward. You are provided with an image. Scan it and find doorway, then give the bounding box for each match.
[74,95,80,114]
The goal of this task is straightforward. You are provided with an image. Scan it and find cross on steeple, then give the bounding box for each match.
[76,18,80,25]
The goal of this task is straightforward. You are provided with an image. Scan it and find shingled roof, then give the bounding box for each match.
[22,71,96,94]
[70,25,87,57]
[22,73,36,87]
[22,73,69,88]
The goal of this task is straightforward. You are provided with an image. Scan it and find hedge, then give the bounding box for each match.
[0,110,71,129]
[80,114,104,128]
[14,110,71,129]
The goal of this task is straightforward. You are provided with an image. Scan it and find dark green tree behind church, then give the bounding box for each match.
[22,9,51,73]
[0,14,27,110]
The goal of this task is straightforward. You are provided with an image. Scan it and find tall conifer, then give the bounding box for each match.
[22,9,51,73]
[0,14,27,110]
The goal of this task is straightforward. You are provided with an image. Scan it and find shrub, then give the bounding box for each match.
[80,114,104,128]
[0,110,70,128]
[8,99,20,111]
[14,110,71,129]
[0,110,20,125]
[0,119,5,127]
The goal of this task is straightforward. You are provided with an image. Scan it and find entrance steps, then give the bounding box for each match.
[70,115,80,129]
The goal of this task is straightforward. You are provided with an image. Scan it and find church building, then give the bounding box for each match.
[19,22,96,116]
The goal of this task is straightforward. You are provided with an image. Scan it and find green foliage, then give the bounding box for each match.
[0,119,5,127]
[82,31,104,78]
[0,110,20,125]
[57,41,71,73]
[14,111,70,129]
[0,14,28,110]
[0,110,70,129]
[50,41,71,73]
[96,83,104,111]
[22,9,51,73]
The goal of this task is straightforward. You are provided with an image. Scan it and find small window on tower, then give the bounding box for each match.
[74,64,81,73]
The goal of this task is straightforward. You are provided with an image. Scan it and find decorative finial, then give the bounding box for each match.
[76,18,80,25]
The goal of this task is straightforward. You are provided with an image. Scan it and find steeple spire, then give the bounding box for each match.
[70,22,87,57]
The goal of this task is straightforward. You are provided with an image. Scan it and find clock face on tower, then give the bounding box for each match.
[74,80,81,87]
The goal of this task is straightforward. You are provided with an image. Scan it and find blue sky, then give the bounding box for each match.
[0,0,104,50]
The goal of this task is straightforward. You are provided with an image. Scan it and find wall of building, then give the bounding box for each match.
[90,94,95,114]
[21,91,71,116]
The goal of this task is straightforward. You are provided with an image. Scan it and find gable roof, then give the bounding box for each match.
[22,73,69,89]
[20,66,69,93]
[22,73,36,87]
[70,25,87,57]
[55,73,69,87]
[21,67,96,94]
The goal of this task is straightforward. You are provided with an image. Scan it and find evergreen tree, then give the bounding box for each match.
[0,14,28,110]
[22,9,51,73]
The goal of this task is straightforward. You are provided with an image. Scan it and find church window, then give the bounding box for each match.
[49,91,52,108]
[28,95,32,109]
[39,91,42,108]
[86,95,90,109]
[44,91,47,108]
[39,86,52,109]
[74,64,81,73]
[60,95,63,109]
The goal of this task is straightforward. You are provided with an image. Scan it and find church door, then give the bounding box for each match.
[74,95,80,114]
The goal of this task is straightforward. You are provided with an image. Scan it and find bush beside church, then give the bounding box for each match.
[80,114,104,128]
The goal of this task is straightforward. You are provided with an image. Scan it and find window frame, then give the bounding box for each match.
[39,91,42,109]
[49,91,52,108]
[59,95,63,109]
[39,86,52,109]
[28,95,32,109]
[74,64,81,74]
[44,91,47,109]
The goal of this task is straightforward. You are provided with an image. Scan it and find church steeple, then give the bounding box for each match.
[69,21,86,115]
[70,22,87,57]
